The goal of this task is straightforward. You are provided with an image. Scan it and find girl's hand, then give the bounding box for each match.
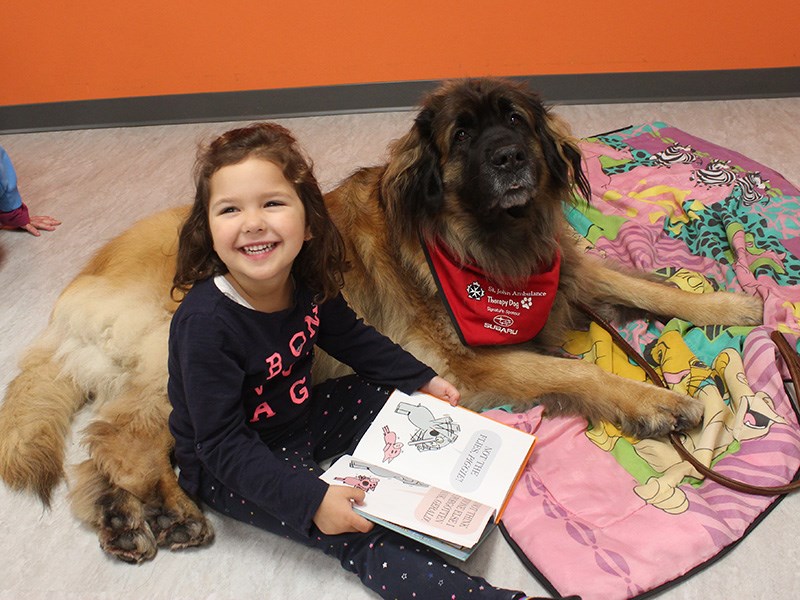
[419,376,461,406]
[23,214,61,236]
[313,485,375,535]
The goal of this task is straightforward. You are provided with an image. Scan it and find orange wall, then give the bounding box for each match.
[3,0,798,106]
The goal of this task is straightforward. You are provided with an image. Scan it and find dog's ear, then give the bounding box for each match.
[533,109,591,204]
[381,107,444,234]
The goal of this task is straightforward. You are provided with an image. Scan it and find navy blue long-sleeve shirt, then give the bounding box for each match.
[167,278,435,535]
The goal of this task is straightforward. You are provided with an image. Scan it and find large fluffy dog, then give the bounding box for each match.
[0,78,762,562]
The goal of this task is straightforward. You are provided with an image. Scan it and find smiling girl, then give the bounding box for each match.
[167,122,544,600]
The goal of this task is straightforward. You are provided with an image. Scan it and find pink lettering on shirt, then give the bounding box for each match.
[265,352,282,379]
[289,331,306,357]
[305,306,320,336]
[250,401,276,422]
[290,378,309,404]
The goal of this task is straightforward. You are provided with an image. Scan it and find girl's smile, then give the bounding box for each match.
[241,242,277,256]
[208,157,311,311]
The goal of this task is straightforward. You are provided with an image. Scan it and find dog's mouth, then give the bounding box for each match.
[486,177,536,216]
[497,183,530,209]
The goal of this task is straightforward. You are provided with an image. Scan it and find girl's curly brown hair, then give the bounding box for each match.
[172,122,348,304]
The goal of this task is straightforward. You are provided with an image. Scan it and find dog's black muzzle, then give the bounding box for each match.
[474,126,535,213]
[490,141,528,175]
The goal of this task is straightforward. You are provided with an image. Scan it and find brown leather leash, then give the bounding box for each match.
[575,301,800,496]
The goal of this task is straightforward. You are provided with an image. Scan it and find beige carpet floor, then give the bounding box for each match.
[1,95,799,599]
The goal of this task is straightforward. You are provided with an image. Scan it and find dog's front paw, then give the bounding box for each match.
[728,293,764,326]
[694,291,763,326]
[617,389,703,439]
[99,510,158,563]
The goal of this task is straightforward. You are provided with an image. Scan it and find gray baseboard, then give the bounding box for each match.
[1,67,798,134]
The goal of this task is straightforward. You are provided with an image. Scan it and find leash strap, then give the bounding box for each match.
[575,301,800,496]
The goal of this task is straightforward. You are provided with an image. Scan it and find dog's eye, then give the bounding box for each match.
[453,128,469,143]
[509,112,523,126]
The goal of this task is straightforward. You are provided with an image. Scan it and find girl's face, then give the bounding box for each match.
[208,157,310,309]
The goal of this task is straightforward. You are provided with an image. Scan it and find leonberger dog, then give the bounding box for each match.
[0,78,763,562]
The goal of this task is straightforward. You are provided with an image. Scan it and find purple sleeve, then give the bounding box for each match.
[0,202,30,228]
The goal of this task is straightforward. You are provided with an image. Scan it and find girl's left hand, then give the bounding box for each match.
[419,376,460,406]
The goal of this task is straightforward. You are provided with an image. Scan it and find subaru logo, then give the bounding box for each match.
[493,315,514,328]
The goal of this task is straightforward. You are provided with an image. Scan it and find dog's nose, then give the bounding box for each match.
[490,144,527,171]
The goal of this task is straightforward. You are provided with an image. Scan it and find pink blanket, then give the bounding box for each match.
[493,123,800,600]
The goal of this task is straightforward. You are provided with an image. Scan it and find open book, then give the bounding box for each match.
[319,390,536,560]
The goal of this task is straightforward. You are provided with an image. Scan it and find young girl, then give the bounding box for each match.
[167,123,547,600]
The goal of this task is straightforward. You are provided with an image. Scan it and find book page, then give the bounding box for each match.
[349,510,493,562]
[320,454,495,549]
[351,390,535,511]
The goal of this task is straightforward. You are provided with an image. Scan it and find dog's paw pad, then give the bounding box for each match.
[617,393,702,439]
[161,518,214,550]
[99,524,157,563]
[148,510,214,550]
[670,396,704,432]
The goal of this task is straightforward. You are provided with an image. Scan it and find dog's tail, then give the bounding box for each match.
[0,330,85,506]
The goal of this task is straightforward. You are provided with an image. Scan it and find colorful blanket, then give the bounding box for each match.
[490,123,800,600]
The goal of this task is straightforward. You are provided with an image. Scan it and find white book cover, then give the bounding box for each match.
[321,454,495,550]
[319,390,536,554]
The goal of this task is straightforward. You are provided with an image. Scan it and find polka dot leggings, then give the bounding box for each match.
[198,375,527,600]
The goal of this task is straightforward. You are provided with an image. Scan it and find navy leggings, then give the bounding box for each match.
[197,375,526,600]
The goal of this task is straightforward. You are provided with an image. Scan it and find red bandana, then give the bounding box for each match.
[422,238,560,347]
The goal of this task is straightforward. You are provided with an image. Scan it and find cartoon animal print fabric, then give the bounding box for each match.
[493,123,800,600]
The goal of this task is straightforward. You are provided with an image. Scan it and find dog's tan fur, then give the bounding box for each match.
[0,78,762,562]
[0,207,211,561]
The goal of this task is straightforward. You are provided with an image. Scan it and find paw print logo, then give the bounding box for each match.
[466,281,485,301]
[521,297,532,310]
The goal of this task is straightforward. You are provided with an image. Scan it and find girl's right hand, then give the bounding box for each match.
[313,485,375,535]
